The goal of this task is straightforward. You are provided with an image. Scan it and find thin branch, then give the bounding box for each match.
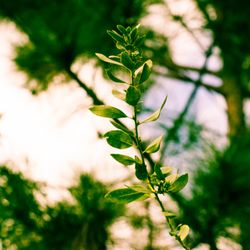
[133,103,189,250]
[160,44,215,162]
[165,62,220,77]
[164,1,206,51]
[66,68,103,105]
[155,68,223,94]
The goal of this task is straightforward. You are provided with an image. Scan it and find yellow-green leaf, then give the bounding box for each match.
[96,53,123,66]
[106,69,126,83]
[139,60,152,84]
[165,174,178,184]
[129,184,151,194]
[107,30,124,44]
[161,166,172,175]
[111,154,135,166]
[178,225,189,241]
[163,211,176,218]
[110,120,132,135]
[144,136,163,154]
[105,188,150,203]
[168,174,188,193]
[141,96,167,124]
[112,89,126,101]
[104,130,133,149]
[90,105,127,118]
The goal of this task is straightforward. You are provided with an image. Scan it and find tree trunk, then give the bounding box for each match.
[221,75,245,138]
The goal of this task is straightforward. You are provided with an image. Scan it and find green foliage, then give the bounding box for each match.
[0,166,43,249]
[175,133,250,249]
[90,25,190,249]
[0,166,124,249]
[0,0,169,92]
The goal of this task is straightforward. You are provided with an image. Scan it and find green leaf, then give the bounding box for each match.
[129,184,151,194]
[107,30,125,44]
[134,35,145,46]
[135,162,148,180]
[135,60,152,77]
[109,55,120,61]
[104,130,133,149]
[168,174,188,193]
[144,136,163,154]
[96,53,123,66]
[139,60,152,84]
[117,25,127,35]
[154,164,165,180]
[112,89,126,101]
[134,156,142,164]
[106,69,126,83]
[116,42,125,50]
[110,120,132,135]
[130,25,140,42]
[165,174,178,184]
[126,86,141,105]
[126,26,131,33]
[121,52,135,70]
[141,96,167,124]
[111,154,135,166]
[161,166,172,175]
[90,105,127,118]
[163,212,176,218]
[178,225,189,241]
[105,188,149,203]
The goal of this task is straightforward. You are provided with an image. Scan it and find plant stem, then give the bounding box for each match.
[132,103,190,250]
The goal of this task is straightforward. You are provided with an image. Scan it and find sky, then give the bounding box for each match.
[0,3,228,201]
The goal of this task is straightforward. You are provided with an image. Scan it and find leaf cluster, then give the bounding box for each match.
[90,25,190,248]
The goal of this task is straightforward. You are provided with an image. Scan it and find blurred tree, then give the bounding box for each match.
[0,166,124,249]
[42,174,124,250]
[176,133,250,249]
[0,0,249,249]
[0,166,44,249]
[0,0,167,97]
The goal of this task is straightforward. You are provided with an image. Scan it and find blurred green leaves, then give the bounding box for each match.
[0,166,124,250]
[0,0,168,92]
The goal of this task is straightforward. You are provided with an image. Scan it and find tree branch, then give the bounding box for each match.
[160,44,215,162]
[165,62,220,77]
[155,68,223,95]
[164,1,205,51]
[66,68,103,105]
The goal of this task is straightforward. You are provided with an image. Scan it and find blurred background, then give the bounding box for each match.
[0,0,249,249]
